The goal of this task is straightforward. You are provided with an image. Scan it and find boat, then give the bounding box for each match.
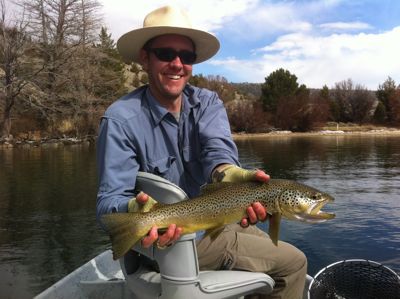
[34,172,400,299]
[34,248,312,299]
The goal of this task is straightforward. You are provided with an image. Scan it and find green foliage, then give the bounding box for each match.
[93,27,126,99]
[320,85,330,100]
[98,27,116,53]
[373,101,387,124]
[376,77,397,123]
[2,2,400,138]
[259,68,330,131]
[376,77,396,103]
[260,68,299,112]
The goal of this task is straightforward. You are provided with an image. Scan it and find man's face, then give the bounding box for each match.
[140,34,194,104]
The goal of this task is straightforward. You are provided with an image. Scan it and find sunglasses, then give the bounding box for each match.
[147,48,197,65]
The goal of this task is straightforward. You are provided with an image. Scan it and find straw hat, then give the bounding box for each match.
[117,5,220,64]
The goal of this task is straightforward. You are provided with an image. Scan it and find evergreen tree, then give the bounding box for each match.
[376,77,397,123]
[93,27,126,99]
[373,101,387,124]
[260,68,299,112]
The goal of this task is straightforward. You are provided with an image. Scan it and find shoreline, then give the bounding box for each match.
[233,129,400,139]
[1,129,400,148]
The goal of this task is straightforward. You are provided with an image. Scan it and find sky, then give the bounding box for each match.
[5,0,398,90]
[97,0,400,90]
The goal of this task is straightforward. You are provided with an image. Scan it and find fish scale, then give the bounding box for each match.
[102,179,335,260]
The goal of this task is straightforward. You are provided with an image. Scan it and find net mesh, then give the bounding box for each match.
[308,259,400,299]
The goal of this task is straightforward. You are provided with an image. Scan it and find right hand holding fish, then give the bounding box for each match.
[131,192,183,249]
[213,164,270,227]
[212,164,270,184]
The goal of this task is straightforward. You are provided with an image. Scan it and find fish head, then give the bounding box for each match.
[277,182,335,223]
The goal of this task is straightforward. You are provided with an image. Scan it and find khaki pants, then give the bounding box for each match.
[196,224,307,299]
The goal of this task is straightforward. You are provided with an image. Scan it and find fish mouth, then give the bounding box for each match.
[295,197,335,223]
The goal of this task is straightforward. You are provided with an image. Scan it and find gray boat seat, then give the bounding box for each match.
[119,172,275,299]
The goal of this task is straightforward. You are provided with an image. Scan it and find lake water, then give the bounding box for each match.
[0,135,399,298]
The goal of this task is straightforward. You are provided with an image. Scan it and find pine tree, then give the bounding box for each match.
[93,27,126,100]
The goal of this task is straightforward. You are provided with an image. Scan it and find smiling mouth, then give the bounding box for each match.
[167,74,182,80]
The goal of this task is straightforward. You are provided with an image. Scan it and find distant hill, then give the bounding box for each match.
[231,83,262,99]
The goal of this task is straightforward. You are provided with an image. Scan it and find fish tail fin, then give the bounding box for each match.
[268,213,282,246]
[101,212,149,260]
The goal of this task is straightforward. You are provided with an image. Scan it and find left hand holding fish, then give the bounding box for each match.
[134,192,183,249]
[142,224,183,249]
[212,164,270,227]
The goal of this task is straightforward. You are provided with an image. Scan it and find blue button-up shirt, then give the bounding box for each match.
[96,84,239,221]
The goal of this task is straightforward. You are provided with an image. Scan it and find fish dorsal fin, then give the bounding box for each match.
[200,182,234,195]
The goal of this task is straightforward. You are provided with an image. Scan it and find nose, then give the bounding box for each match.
[169,55,183,68]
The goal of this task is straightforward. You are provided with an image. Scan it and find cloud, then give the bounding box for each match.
[320,22,373,31]
[210,26,400,89]
[100,0,258,39]
[220,1,313,40]
[99,0,400,89]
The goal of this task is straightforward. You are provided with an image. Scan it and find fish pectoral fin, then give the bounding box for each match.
[268,213,282,246]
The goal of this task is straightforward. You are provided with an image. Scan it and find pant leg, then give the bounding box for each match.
[196,223,307,299]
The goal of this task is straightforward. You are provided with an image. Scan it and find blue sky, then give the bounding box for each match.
[94,1,399,89]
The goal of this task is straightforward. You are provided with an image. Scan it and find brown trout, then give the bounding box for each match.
[102,180,335,260]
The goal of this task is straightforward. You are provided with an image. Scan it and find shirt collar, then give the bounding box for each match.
[145,85,200,126]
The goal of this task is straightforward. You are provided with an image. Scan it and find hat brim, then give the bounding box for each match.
[117,26,220,64]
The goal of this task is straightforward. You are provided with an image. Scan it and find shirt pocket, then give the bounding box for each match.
[147,156,176,180]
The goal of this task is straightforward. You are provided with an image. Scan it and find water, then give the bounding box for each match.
[236,135,400,276]
[0,135,399,298]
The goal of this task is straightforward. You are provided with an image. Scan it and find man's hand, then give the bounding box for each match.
[131,192,183,249]
[141,224,183,249]
[128,191,158,213]
[212,164,270,227]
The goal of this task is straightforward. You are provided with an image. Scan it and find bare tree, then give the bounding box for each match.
[332,79,376,123]
[348,84,376,123]
[226,100,269,133]
[388,88,400,126]
[20,0,102,135]
[0,0,30,137]
[23,0,101,95]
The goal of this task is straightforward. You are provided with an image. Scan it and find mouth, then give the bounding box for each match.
[289,197,335,223]
[166,74,183,80]
[304,197,335,223]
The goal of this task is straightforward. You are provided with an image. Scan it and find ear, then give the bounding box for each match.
[140,49,149,71]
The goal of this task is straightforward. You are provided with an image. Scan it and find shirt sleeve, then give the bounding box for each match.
[96,117,139,222]
[197,91,240,181]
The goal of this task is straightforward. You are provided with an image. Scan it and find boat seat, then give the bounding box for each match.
[120,172,275,299]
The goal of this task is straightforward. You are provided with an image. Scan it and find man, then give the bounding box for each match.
[96,5,306,298]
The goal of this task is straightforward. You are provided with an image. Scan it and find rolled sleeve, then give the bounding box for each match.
[96,117,138,221]
[197,92,239,180]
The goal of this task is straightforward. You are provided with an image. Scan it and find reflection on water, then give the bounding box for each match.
[0,135,399,298]
[0,145,108,298]
[236,135,400,276]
